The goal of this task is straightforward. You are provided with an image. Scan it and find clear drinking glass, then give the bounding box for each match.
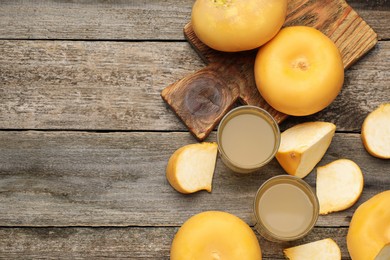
[217,105,281,173]
[253,175,319,242]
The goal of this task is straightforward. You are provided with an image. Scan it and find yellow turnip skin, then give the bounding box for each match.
[254,26,344,116]
[191,0,287,52]
[170,211,262,259]
[347,190,390,260]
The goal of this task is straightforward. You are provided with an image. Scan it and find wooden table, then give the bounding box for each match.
[0,1,389,259]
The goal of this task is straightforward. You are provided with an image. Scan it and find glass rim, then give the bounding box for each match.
[217,105,281,171]
[253,175,320,241]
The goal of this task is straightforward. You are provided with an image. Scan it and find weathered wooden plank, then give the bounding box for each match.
[349,0,388,6]
[0,226,351,259]
[0,40,389,132]
[0,0,192,41]
[0,40,204,131]
[0,0,388,40]
[0,131,388,227]
[348,7,390,41]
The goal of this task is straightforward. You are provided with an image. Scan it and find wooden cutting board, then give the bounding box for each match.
[162,0,377,141]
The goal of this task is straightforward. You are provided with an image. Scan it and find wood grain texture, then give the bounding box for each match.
[0,0,192,41]
[0,131,388,227]
[0,0,388,40]
[0,40,204,131]
[0,40,388,132]
[161,63,240,140]
[0,227,350,259]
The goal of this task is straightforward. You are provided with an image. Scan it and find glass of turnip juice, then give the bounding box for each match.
[253,175,319,242]
[217,105,280,173]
